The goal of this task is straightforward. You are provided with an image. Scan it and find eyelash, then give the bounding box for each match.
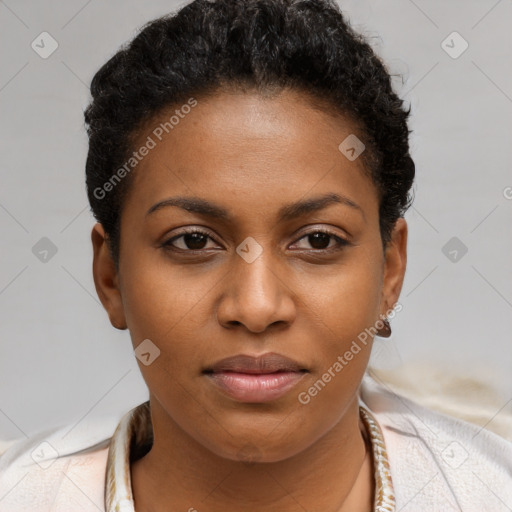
[161,227,351,254]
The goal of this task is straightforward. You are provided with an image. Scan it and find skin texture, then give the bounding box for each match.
[91,88,407,511]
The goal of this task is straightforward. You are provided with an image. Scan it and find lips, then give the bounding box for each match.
[203,352,308,403]
[204,352,306,374]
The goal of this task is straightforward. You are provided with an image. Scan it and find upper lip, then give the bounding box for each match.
[204,352,307,374]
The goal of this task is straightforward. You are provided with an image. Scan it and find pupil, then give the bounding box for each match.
[309,233,330,249]
[185,233,207,250]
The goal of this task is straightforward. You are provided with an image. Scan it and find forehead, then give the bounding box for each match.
[124,88,378,224]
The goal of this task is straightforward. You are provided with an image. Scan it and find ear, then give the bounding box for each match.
[380,217,407,317]
[91,223,127,330]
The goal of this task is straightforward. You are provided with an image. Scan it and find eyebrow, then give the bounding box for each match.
[146,192,365,223]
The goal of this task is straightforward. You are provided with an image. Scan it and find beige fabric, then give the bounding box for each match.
[369,365,512,442]
[0,440,19,458]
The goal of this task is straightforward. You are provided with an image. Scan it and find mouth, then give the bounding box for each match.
[203,352,308,403]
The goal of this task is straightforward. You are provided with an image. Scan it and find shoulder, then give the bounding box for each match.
[0,414,120,512]
[360,374,512,511]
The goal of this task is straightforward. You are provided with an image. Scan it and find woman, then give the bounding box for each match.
[1,0,511,510]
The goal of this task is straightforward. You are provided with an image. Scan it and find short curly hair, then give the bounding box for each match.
[84,0,415,267]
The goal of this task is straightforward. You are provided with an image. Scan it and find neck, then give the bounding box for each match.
[131,396,374,512]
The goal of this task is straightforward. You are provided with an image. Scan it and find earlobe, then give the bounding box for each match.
[380,217,408,317]
[91,223,127,330]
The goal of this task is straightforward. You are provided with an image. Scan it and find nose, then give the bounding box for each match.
[216,244,296,334]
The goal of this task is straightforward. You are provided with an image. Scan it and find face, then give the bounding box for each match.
[92,87,407,463]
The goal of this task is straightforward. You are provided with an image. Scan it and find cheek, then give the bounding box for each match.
[120,253,216,343]
[119,254,225,401]
[119,261,213,436]
[290,267,380,439]
[296,248,382,388]
[303,250,383,340]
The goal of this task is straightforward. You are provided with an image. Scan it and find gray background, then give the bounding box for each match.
[0,0,511,440]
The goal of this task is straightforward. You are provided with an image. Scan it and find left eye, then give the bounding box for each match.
[292,231,349,251]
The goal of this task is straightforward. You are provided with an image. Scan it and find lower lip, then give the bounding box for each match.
[206,371,306,403]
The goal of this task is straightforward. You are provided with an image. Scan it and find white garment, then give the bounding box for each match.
[0,374,511,511]
[360,376,512,511]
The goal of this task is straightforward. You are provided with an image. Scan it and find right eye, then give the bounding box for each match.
[161,229,221,252]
